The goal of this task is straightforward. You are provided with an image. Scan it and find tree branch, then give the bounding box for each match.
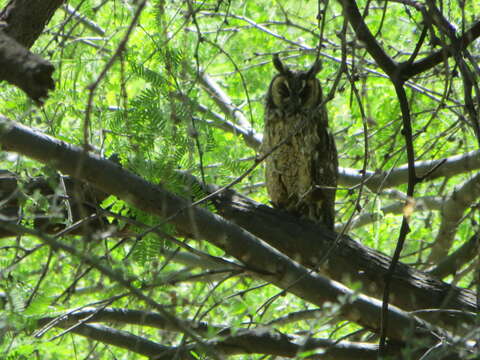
[43,317,408,359]
[335,195,442,232]
[0,0,64,48]
[337,0,397,77]
[429,173,480,263]
[38,307,225,336]
[0,117,451,344]
[199,72,257,140]
[429,233,480,278]
[0,0,62,102]
[0,31,55,103]
[57,323,173,357]
[38,308,422,359]
[209,187,477,333]
[339,150,480,191]
[401,20,480,80]
[61,3,105,36]
[175,92,263,149]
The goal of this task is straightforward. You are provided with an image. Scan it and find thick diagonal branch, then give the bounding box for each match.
[0,117,452,344]
[429,173,480,263]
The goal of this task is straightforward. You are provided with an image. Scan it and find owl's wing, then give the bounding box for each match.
[312,127,338,229]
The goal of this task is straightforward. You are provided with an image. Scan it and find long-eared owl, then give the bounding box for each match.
[263,55,338,230]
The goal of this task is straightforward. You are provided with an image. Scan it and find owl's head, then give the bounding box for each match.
[267,54,322,114]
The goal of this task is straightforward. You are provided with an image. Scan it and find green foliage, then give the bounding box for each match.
[1,0,480,358]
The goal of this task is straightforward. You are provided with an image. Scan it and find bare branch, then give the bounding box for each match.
[0,0,64,48]
[401,20,480,80]
[0,31,55,103]
[198,72,261,146]
[210,186,477,333]
[199,12,314,52]
[337,0,397,77]
[39,307,225,336]
[429,173,480,262]
[38,308,436,359]
[58,323,172,357]
[0,117,451,344]
[339,150,480,191]
[0,0,61,103]
[44,316,407,359]
[335,196,443,232]
[61,3,105,36]
[429,233,480,278]
[175,92,263,149]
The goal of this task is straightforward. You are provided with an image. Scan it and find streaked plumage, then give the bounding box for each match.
[263,55,338,229]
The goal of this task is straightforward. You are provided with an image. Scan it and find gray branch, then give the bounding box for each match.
[429,233,480,278]
[339,150,480,191]
[0,116,451,345]
[39,308,421,359]
[335,195,443,232]
[429,173,480,263]
[58,323,173,357]
[38,307,225,336]
[175,92,263,149]
[196,69,480,192]
[198,72,263,149]
[61,4,105,36]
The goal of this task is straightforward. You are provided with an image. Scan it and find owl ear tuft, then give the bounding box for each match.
[273,54,291,75]
[307,59,322,78]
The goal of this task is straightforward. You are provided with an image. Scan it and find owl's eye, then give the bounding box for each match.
[299,83,311,99]
[279,81,290,97]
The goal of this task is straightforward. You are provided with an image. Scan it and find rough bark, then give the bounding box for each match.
[0,0,64,48]
[339,149,480,192]
[0,0,63,102]
[0,171,109,236]
[0,117,453,345]
[210,188,477,333]
[0,31,54,103]
[38,308,408,359]
[0,170,19,238]
[1,116,476,335]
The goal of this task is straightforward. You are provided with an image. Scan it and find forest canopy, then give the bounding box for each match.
[0,0,479,359]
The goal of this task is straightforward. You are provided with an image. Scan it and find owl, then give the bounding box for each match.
[263,55,338,230]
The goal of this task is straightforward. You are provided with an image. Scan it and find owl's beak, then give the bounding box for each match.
[286,95,302,113]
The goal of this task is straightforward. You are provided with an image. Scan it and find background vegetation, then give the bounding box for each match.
[0,0,479,358]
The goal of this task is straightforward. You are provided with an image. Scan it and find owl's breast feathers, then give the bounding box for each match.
[264,55,338,229]
[263,109,338,229]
